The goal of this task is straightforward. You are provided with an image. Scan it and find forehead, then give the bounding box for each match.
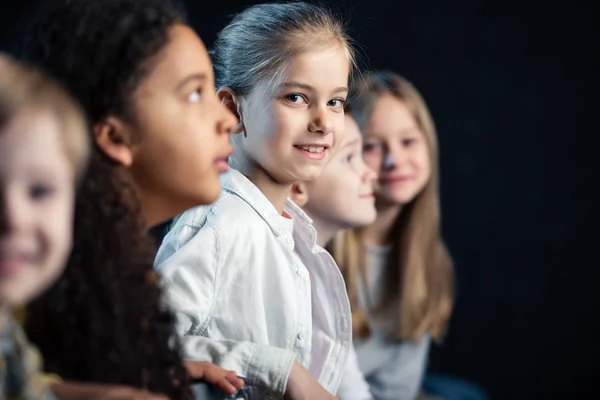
[343,115,362,145]
[367,94,417,133]
[140,24,212,89]
[0,111,68,171]
[281,45,350,91]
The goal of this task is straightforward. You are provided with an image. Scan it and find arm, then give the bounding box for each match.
[156,221,296,397]
[336,344,372,400]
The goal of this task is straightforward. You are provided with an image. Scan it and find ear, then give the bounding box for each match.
[290,182,309,207]
[93,117,134,167]
[217,87,245,136]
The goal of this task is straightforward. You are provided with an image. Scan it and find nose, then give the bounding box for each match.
[361,162,378,184]
[308,105,333,135]
[382,143,406,171]
[218,100,238,136]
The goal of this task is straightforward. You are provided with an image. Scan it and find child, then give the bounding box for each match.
[19,0,243,398]
[290,112,377,400]
[0,53,88,399]
[155,2,356,398]
[331,71,487,400]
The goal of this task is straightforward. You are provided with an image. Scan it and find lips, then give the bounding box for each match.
[0,252,32,277]
[214,148,233,173]
[380,175,412,184]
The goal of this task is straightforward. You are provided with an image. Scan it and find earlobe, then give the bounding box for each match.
[93,117,133,167]
[218,87,245,137]
[290,182,309,207]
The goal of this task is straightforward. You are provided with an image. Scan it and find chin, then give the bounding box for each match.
[294,166,327,182]
[381,189,418,206]
[193,182,221,206]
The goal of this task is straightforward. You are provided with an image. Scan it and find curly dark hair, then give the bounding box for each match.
[19,0,192,398]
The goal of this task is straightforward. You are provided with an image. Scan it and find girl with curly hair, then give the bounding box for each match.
[18,0,242,398]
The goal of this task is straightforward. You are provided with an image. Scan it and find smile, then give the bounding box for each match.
[293,144,329,161]
[294,145,326,153]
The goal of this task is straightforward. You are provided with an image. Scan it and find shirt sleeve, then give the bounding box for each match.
[156,219,296,397]
[337,344,372,400]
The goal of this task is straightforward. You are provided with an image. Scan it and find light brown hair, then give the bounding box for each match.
[0,53,89,180]
[330,71,454,342]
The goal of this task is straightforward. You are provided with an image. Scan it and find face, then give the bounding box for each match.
[362,94,431,206]
[238,45,350,184]
[303,115,377,229]
[128,24,237,219]
[0,111,74,309]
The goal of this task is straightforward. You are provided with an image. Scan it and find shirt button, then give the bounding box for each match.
[285,236,293,245]
[297,332,305,340]
[340,319,348,332]
[296,268,305,276]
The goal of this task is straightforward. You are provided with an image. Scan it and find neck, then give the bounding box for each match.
[361,199,401,247]
[247,172,291,215]
[310,216,338,248]
[234,154,291,214]
[139,193,174,230]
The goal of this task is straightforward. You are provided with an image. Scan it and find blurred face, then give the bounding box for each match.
[363,94,430,206]
[0,111,74,309]
[128,24,237,221]
[303,115,377,229]
[238,45,350,184]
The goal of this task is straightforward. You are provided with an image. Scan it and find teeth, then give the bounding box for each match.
[299,146,325,153]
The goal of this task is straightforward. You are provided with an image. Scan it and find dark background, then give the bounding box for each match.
[1,0,598,399]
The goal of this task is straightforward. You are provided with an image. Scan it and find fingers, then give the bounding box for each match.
[185,361,244,394]
[215,378,239,395]
[226,372,245,389]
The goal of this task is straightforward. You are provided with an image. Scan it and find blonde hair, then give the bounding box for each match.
[212,2,357,96]
[330,71,454,342]
[0,53,89,180]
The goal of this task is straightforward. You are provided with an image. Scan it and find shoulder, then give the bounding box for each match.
[155,191,272,268]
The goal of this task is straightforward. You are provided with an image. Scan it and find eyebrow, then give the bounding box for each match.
[177,73,207,90]
[281,81,348,95]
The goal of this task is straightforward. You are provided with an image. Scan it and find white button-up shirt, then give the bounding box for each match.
[154,169,352,398]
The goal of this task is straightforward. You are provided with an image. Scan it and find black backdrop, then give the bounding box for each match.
[1,1,598,399]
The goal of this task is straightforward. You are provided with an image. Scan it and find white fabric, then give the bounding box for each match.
[155,169,352,398]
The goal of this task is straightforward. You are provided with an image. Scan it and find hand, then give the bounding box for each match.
[51,382,168,399]
[284,360,335,400]
[185,361,244,395]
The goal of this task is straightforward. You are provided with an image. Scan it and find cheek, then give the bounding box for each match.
[417,151,432,180]
[363,154,381,173]
[42,197,74,277]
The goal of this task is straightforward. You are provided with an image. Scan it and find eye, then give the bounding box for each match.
[328,98,346,109]
[403,138,416,146]
[284,93,307,104]
[29,184,54,201]
[188,88,202,103]
[363,142,381,153]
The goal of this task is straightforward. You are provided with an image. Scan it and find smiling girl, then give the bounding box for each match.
[155,2,357,399]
